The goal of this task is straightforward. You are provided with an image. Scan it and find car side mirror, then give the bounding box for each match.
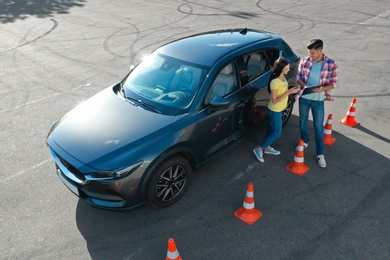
[207,96,230,113]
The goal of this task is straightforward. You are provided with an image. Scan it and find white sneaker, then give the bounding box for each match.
[317,155,326,168]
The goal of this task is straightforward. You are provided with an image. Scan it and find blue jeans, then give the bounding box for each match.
[299,98,325,155]
[260,108,282,149]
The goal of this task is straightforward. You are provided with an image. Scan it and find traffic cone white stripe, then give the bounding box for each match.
[296,146,304,151]
[347,111,355,116]
[167,250,179,259]
[243,201,255,209]
[294,156,304,163]
[246,191,253,197]
[324,128,332,134]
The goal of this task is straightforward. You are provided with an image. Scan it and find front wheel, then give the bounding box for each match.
[147,156,192,208]
[282,94,294,127]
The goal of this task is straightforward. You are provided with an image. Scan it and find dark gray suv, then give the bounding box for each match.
[47,28,300,210]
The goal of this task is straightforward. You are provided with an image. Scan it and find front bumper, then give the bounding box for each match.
[49,146,145,210]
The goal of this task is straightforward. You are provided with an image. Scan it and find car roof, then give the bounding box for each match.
[156,28,283,67]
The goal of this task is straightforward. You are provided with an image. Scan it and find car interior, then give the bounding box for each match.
[246,53,268,79]
[205,64,237,104]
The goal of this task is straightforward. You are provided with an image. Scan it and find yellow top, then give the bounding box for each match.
[268,78,288,112]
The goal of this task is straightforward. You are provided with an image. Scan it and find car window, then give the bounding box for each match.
[235,55,250,87]
[204,63,237,104]
[280,40,296,60]
[264,48,279,68]
[123,53,207,113]
[246,52,270,81]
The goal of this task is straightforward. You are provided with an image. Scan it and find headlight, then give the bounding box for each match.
[85,161,143,181]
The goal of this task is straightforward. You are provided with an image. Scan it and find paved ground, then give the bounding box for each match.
[1,0,390,259]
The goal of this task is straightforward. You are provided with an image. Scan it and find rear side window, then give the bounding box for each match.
[281,40,296,59]
[264,49,279,68]
[245,52,270,81]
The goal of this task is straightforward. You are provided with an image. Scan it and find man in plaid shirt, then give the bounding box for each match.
[296,39,338,168]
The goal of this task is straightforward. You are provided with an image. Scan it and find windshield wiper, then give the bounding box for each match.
[126,97,161,113]
[120,82,127,99]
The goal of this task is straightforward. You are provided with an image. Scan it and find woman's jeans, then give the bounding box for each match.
[260,108,282,149]
[299,97,325,155]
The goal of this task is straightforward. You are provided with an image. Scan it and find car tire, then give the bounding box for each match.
[147,155,191,208]
[282,94,294,127]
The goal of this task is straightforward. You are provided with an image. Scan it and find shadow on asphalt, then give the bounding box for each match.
[75,115,390,259]
[0,0,86,24]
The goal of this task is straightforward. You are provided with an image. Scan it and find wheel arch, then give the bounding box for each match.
[138,144,197,203]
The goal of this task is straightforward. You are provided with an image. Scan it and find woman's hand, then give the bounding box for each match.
[288,87,300,94]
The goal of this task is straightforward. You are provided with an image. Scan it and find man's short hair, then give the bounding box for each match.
[307,39,323,50]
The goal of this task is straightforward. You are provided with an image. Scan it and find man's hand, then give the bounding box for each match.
[313,86,324,92]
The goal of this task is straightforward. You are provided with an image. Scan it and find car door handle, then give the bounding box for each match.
[237,100,248,108]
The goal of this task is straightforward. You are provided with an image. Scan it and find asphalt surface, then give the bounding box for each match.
[1,1,390,259]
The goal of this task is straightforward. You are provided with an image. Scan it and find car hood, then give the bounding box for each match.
[49,86,176,169]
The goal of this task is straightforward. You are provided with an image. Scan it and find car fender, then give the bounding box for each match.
[138,142,198,202]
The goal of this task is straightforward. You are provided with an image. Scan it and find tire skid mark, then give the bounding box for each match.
[109,27,189,62]
[103,24,141,59]
[359,9,390,25]
[54,7,191,60]
[178,1,305,35]
[256,0,390,28]
[0,83,90,114]
[57,8,136,30]
[333,93,390,98]
[6,19,59,109]
[7,19,75,109]
[106,2,191,60]
[128,29,190,61]
[332,9,390,37]
[5,18,58,53]
[102,6,193,60]
[177,1,259,18]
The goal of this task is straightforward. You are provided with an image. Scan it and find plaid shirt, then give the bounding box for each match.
[296,55,338,101]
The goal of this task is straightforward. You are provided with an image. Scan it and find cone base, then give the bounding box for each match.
[324,136,336,146]
[234,207,262,225]
[286,162,309,176]
[340,118,359,128]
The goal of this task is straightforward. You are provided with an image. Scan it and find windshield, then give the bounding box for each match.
[123,52,208,115]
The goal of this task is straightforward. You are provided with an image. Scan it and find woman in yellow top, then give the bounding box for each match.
[253,57,299,162]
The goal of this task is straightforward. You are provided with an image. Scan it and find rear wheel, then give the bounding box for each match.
[282,94,294,126]
[147,156,191,208]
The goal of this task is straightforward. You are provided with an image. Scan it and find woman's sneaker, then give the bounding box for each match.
[264,147,281,155]
[253,148,264,162]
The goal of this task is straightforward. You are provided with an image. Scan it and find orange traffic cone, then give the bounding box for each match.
[234,183,262,225]
[324,114,336,146]
[166,238,182,260]
[286,139,309,176]
[340,97,359,127]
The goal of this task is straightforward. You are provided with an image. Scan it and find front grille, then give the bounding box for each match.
[57,154,86,181]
